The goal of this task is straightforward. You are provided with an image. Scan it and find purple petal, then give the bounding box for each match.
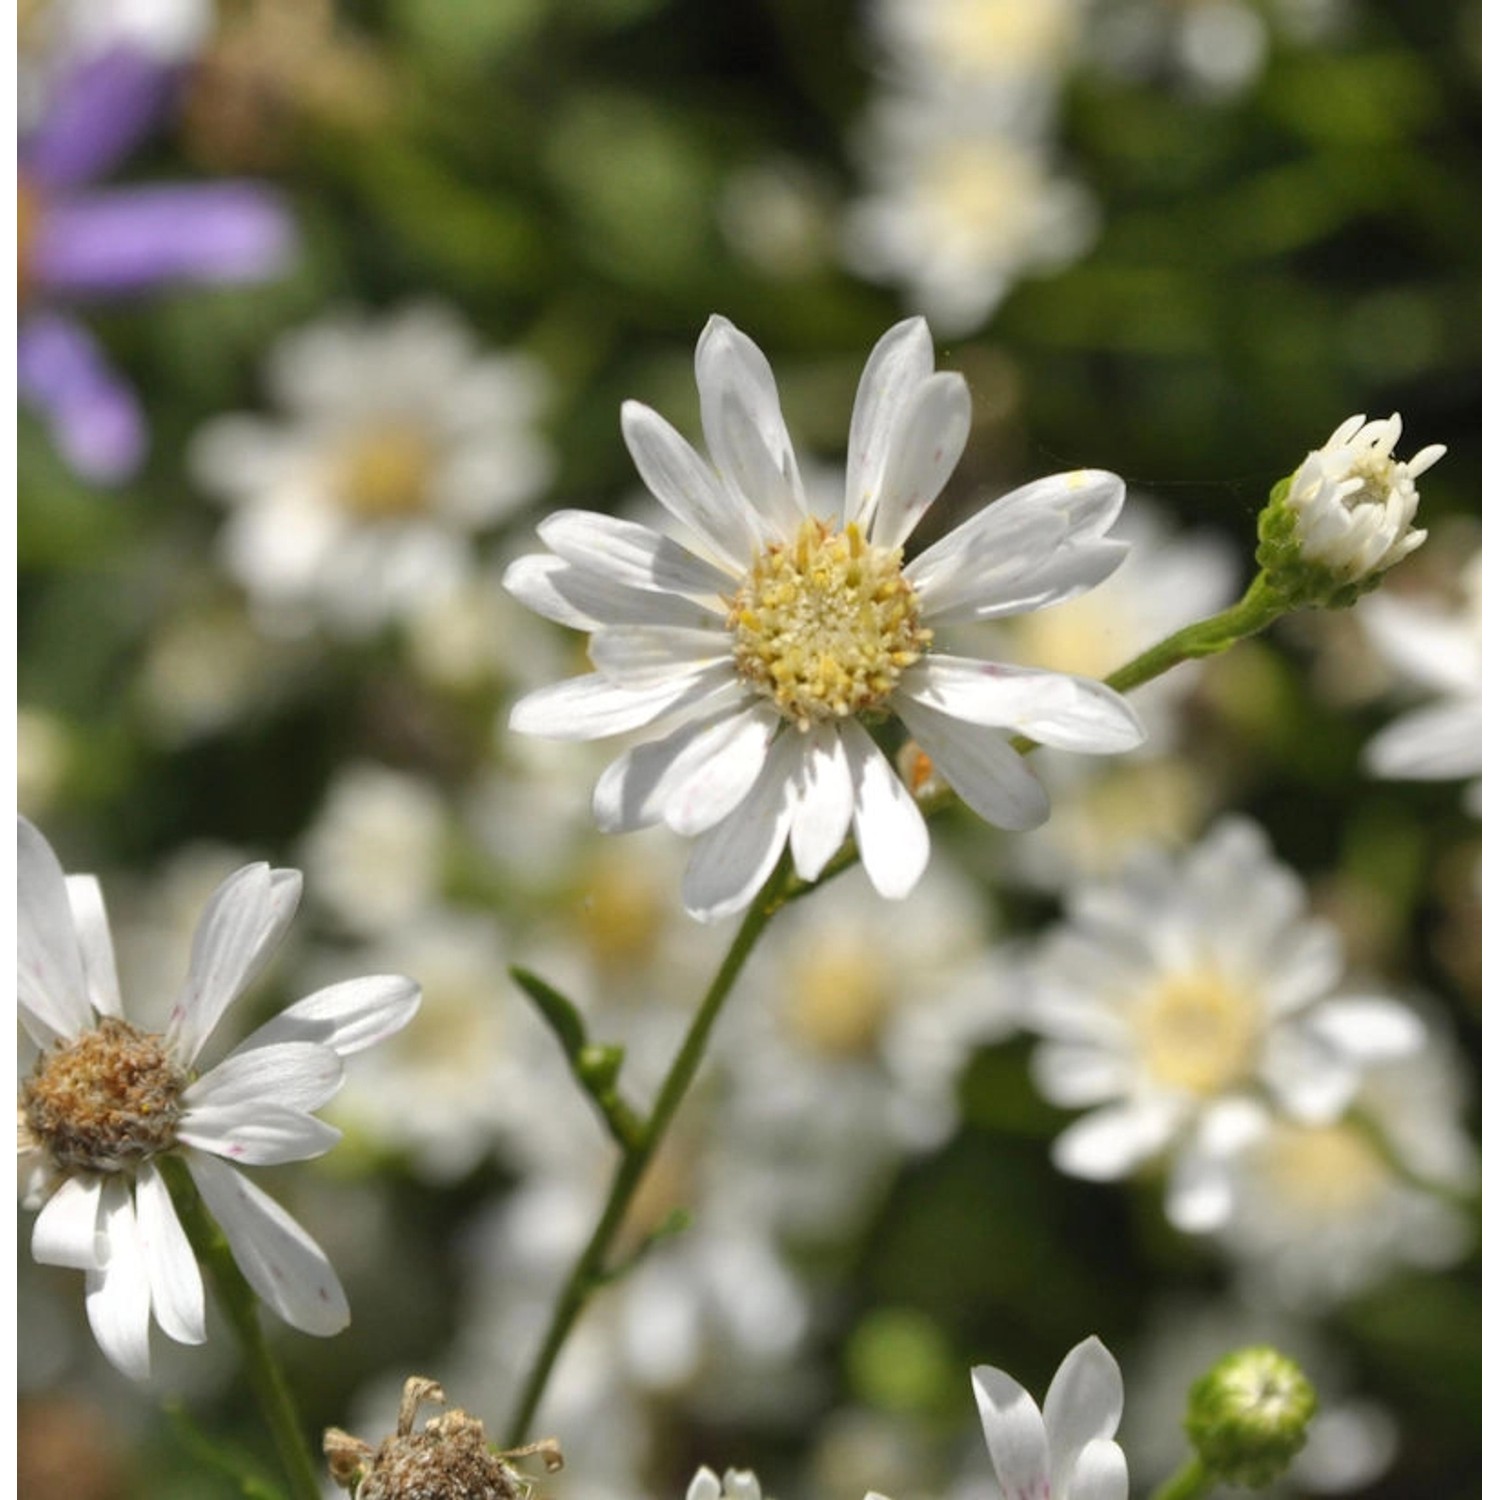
[18,313,146,481]
[29,183,294,298]
[23,46,176,190]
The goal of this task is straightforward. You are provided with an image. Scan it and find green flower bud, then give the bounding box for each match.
[1184,1346,1317,1488]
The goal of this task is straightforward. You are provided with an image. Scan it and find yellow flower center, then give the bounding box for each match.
[921,139,1039,256]
[931,0,1079,73]
[784,937,892,1057]
[336,426,437,519]
[1258,1122,1389,1220]
[22,1017,187,1175]
[728,516,929,730]
[1136,968,1260,1097]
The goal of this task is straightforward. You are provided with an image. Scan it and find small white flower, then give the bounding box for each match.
[1359,551,1481,790]
[505,315,1143,921]
[1024,818,1425,1232]
[192,301,554,637]
[1283,414,1443,584]
[972,1336,1128,1500]
[17,817,420,1378]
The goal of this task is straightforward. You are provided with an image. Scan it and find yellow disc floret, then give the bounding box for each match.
[727,516,930,729]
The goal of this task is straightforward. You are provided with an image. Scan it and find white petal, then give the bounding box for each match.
[660,706,783,837]
[504,552,722,632]
[537,509,735,597]
[901,657,1143,752]
[788,723,855,881]
[185,1041,344,1114]
[232,975,422,1058]
[1052,1099,1180,1179]
[509,664,735,740]
[178,1103,342,1165]
[502,552,608,630]
[681,735,799,922]
[1031,1044,1132,1108]
[589,626,732,684]
[18,816,93,1046]
[1307,997,1426,1061]
[1069,1438,1129,1500]
[1260,1027,1361,1123]
[845,316,934,534]
[1043,1336,1124,1489]
[895,697,1050,830]
[868,372,972,549]
[65,875,123,1017]
[134,1162,206,1345]
[32,1175,105,1270]
[686,1469,724,1500]
[186,1152,349,1335]
[971,1365,1050,1499]
[167,864,303,1067]
[622,399,757,570]
[1365,700,1482,781]
[695,315,805,537]
[845,721,930,899]
[85,1179,153,1380]
[1164,1150,1236,1233]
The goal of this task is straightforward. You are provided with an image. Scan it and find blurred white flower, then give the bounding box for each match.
[1025,818,1425,1231]
[300,762,448,936]
[1359,551,1481,792]
[1283,414,1442,584]
[845,102,1096,335]
[972,1337,1128,1500]
[687,1470,768,1500]
[506,314,1142,920]
[192,301,553,636]
[18,818,420,1378]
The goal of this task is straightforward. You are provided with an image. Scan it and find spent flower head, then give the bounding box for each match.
[17,817,420,1378]
[505,314,1143,920]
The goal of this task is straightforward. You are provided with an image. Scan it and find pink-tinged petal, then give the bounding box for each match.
[231,976,421,1059]
[65,875,123,1018]
[1052,1099,1181,1180]
[901,657,1144,753]
[1364,700,1482,781]
[537,510,735,597]
[844,721,929,899]
[971,1365,1051,1499]
[18,817,93,1046]
[695,315,805,537]
[845,316,934,534]
[166,864,302,1066]
[184,1041,343,1114]
[186,1152,349,1335]
[32,1175,105,1270]
[504,553,724,632]
[178,1103,341,1165]
[1042,1336,1124,1492]
[681,735,800,922]
[868,372,972,550]
[1068,1438,1129,1500]
[134,1162,205,1346]
[588,626,732,685]
[622,400,758,570]
[896,697,1050,831]
[788,724,855,881]
[1306,998,1425,1062]
[509,664,736,740]
[85,1179,153,1380]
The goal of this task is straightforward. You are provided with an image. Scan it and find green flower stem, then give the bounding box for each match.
[163,1160,324,1500]
[504,856,796,1447]
[1148,1456,1215,1500]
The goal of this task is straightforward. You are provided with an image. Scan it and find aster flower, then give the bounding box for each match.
[972,1337,1128,1500]
[17,818,420,1378]
[19,46,293,482]
[191,301,554,636]
[505,315,1143,921]
[1024,819,1425,1232]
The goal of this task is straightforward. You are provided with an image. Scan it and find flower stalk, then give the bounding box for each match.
[1148,1456,1214,1500]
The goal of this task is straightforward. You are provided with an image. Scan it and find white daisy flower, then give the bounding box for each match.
[1359,550,1481,790]
[972,1337,1128,1500]
[504,315,1144,921]
[17,817,420,1379]
[1280,414,1443,585]
[1024,818,1425,1232]
[191,301,554,637]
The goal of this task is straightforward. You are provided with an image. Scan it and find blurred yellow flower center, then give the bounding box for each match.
[1259,1122,1388,1219]
[1009,595,1119,682]
[577,848,668,975]
[785,937,892,1057]
[22,1017,186,1174]
[932,0,1078,73]
[1136,969,1259,1097]
[337,426,436,518]
[728,517,929,730]
[921,140,1037,255]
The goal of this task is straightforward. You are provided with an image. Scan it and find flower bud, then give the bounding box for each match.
[1184,1346,1317,1488]
[1257,414,1443,608]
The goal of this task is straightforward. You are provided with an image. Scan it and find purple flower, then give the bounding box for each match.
[19,46,295,483]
